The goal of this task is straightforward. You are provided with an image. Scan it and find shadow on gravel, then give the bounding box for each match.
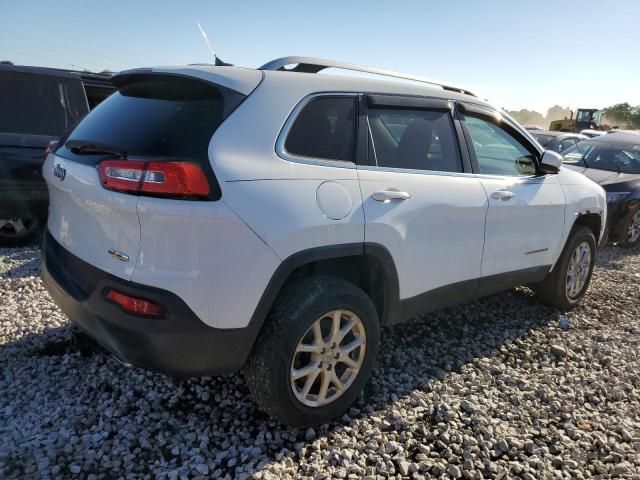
[0,250,40,279]
[596,243,640,269]
[1,282,563,479]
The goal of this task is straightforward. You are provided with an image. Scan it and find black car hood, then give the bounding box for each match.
[565,164,640,191]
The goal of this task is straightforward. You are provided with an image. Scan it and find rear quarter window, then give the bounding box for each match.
[0,70,87,136]
[284,96,356,162]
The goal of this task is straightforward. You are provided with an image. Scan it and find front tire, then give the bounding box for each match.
[245,276,379,427]
[535,226,596,310]
[617,205,640,248]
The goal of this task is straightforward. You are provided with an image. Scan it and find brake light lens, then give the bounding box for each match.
[98,160,210,197]
[106,289,164,317]
[45,139,59,158]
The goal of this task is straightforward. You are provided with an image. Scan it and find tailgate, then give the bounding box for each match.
[43,153,140,280]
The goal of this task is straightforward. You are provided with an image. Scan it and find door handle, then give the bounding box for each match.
[372,190,411,202]
[491,190,514,201]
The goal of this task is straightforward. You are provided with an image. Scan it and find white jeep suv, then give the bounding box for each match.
[41,57,606,426]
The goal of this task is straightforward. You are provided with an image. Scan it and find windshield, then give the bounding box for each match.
[562,140,640,174]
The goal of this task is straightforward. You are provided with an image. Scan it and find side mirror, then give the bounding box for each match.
[539,150,563,174]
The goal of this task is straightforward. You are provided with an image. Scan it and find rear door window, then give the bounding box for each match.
[368,108,462,173]
[0,70,87,136]
[284,96,356,162]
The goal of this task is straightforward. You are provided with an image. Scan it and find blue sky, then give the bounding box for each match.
[1,0,638,113]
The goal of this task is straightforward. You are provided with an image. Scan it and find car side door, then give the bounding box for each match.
[356,95,489,319]
[457,103,566,291]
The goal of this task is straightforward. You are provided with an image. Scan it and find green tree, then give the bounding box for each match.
[628,106,640,129]
[603,103,633,124]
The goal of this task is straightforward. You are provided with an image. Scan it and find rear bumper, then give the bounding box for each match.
[41,230,259,378]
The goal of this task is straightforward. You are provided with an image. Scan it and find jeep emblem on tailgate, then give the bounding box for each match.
[53,164,66,181]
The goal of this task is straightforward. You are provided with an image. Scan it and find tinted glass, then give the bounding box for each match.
[562,141,640,173]
[561,143,588,166]
[465,116,536,176]
[0,70,87,136]
[285,97,356,161]
[558,138,577,152]
[368,108,461,172]
[532,133,555,146]
[63,76,242,162]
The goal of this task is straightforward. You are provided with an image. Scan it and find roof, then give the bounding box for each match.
[588,131,640,144]
[259,56,477,96]
[531,130,583,138]
[0,63,113,88]
[116,57,486,106]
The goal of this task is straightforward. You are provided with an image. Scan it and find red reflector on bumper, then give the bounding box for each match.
[106,290,164,317]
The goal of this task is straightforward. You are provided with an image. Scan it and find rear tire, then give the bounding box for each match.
[617,205,640,248]
[244,275,379,427]
[535,226,596,310]
[0,217,43,247]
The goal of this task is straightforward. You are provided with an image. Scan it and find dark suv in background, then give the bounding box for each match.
[0,63,114,246]
[562,132,640,247]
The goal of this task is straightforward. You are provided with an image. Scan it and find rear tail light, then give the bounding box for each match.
[45,139,59,158]
[98,160,210,197]
[106,289,164,317]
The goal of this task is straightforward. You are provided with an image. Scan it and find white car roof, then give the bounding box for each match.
[116,60,490,108]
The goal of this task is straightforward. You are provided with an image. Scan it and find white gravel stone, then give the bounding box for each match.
[1,244,639,479]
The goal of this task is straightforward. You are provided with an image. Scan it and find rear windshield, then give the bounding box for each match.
[0,70,88,136]
[562,140,640,174]
[60,75,245,163]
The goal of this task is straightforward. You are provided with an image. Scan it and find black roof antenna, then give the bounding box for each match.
[196,22,232,67]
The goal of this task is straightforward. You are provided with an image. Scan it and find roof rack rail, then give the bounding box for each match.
[259,56,476,97]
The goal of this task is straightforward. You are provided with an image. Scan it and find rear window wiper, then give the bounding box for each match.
[65,140,128,157]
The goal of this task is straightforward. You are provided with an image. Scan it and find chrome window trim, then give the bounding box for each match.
[355,164,478,179]
[275,92,359,170]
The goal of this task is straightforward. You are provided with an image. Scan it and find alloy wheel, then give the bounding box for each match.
[290,309,366,407]
[0,218,35,237]
[566,241,592,299]
[628,210,640,244]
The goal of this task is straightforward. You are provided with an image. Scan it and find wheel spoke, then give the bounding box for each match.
[336,318,356,345]
[291,362,320,380]
[299,370,320,401]
[341,335,364,354]
[330,370,346,393]
[11,219,26,234]
[317,370,331,404]
[312,321,324,346]
[329,311,342,343]
[295,343,323,354]
[338,354,359,370]
[629,214,640,242]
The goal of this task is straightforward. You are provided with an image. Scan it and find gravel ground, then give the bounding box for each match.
[0,245,639,479]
